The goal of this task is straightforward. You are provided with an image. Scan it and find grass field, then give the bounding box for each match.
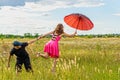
[0,37,120,80]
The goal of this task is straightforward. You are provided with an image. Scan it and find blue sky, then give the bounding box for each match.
[0,0,120,35]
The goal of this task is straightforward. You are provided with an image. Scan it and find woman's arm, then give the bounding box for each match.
[63,31,77,37]
[38,31,54,39]
[27,38,38,44]
[28,31,54,44]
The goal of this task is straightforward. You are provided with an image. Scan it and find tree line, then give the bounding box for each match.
[0,33,120,38]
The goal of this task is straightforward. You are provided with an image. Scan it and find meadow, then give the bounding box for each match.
[0,37,120,80]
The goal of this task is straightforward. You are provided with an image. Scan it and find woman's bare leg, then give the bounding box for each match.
[37,52,49,58]
[51,58,58,72]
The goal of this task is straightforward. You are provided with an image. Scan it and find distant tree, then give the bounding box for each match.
[34,33,39,37]
[24,33,33,38]
[0,33,120,38]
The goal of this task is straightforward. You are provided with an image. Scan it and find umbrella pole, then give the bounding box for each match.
[75,29,77,33]
[75,17,80,32]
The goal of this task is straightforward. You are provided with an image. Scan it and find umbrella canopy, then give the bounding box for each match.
[64,13,94,30]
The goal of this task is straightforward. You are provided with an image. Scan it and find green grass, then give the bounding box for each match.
[0,38,120,80]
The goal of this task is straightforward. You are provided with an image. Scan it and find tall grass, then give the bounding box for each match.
[0,38,120,80]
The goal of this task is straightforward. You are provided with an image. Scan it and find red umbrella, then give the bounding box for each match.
[64,13,94,30]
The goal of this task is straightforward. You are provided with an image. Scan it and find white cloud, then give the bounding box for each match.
[1,0,104,12]
[0,0,105,20]
[113,13,120,16]
[73,1,104,7]
[21,0,104,12]
[0,6,58,35]
[0,0,105,34]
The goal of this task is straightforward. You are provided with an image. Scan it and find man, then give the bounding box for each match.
[7,38,39,74]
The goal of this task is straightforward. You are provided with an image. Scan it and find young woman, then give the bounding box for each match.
[37,23,77,72]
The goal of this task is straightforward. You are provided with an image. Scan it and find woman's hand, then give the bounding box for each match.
[73,30,77,36]
[74,30,77,35]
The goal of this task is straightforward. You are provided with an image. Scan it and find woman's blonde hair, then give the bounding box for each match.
[54,23,64,35]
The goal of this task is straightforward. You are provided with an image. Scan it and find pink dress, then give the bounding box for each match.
[44,34,61,58]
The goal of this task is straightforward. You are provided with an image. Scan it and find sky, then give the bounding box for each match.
[0,0,120,35]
